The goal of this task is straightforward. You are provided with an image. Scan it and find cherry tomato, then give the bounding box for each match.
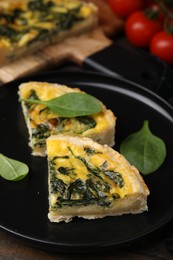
[150,31,173,64]
[108,0,145,19]
[125,11,163,47]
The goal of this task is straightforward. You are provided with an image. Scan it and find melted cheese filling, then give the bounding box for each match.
[20,82,112,149]
[47,139,134,209]
[0,0,97,47]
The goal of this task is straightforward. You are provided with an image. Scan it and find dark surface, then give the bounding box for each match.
[0,70,173,254]
[84,37,173,103]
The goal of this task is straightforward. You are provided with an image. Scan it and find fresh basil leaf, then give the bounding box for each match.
[0,153,29,181]
[120,120,166,175]
[20,92,102,117]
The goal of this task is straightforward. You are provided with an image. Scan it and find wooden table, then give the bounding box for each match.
[1,228,173,259]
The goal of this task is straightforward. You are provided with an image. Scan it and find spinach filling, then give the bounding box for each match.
[0,0,85,44]
[25,89,97,148]
[28,0,54,12]
[49,149,124,209]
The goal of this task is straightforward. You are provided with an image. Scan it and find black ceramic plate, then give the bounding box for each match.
[0,70,173,253]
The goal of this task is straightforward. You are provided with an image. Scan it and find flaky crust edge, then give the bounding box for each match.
[47,134,150,223]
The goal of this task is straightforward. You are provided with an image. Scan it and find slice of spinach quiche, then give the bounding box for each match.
[0,0,97,65]
[46,134,149,223]
[18,81,116,156]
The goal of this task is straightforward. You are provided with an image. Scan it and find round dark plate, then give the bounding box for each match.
[0,70,173,253]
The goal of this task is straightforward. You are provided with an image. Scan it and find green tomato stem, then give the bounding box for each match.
[153,0,173,19]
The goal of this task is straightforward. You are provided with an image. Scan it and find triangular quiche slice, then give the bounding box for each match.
[46,134,149,223]
[18,81,116,156]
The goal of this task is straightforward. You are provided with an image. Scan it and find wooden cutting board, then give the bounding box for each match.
[0,0,124,83]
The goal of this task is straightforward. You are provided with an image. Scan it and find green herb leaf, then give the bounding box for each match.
[20,92,102,118]
[120,120,166,175]
[0,154,29,181]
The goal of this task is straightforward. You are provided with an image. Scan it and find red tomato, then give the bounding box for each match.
[150,31,173,64]
[108,0,145,18]
[125,11,163,47]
